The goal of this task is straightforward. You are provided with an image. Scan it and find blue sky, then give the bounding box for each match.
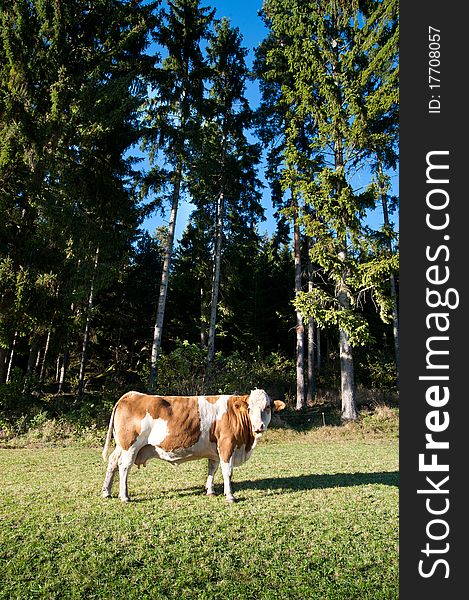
[141,0,399,242]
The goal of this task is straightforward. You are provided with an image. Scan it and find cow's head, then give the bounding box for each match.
[247,389,285,435]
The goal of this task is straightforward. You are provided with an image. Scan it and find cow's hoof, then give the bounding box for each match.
[119,496,130,503]
[226,495,236,503]
[102,491,112,499]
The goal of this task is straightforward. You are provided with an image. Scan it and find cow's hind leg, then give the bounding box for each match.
[102,447,121,498]
[118,446,140,503]
[205,459,219,496]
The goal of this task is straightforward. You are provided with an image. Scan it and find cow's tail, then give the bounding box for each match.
[102,401,119,462]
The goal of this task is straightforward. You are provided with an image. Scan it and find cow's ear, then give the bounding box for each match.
[273,400,286,412]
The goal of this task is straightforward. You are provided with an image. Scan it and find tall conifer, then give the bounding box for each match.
[259,0,398,418]
[143,0,214,392]
[186,17,262,372]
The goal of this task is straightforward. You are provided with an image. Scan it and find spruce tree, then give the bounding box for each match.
[142,0,214,392]
[186,17,263,372]
[254,21,320,409]
[259,0,398,419]
[0,0,157,390]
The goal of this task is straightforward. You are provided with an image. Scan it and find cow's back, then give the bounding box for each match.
[114,392,203,454]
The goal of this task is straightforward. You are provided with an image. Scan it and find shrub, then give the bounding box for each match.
[355,350,398,391]
[153,341,296,398]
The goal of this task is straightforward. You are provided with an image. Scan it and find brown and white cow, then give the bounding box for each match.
[102,389,285,503]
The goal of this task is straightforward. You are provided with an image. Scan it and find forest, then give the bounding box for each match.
[0,0,399,430]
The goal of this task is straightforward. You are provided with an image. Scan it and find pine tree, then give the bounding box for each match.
[259,0,398,419]
[186,17,263,372]
[142,0,214,392]
[49,0,157,397]
[254,19,321,409]
[0,0,157,390]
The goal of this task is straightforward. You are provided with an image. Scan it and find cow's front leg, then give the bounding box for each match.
[205,459,219,496]
[118,446,139,502]
[220,456,236,503]
[102,447,121,498]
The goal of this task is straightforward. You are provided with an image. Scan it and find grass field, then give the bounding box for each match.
[0,420,398,599]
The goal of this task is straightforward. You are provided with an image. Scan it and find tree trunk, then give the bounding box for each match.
[148,161,183,393]
[337,264,357,420]
[58,349,69,393]
[207,125,228,374]
[334,126,357,418]
[307,317,315,404]
[316,326,321,374]
[306,238,315,404]
[200,286,207,348]
[378,157,399,382]
[77,246,100,400]
[6,331,18,383]
[55,355,61,383]
[35,348,42,371]
[0,347,7,383]
[207,191,224,369]
[39,327,52,382]
[295,315,305,410]
[23,339,39,393]
[389,272,399,380]
[58,298,75,393]
[293,194,305,410]
[26,339,38,376]
[339,326,357,420]
[77,320,91,400]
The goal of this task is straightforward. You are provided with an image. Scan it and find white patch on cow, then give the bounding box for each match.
[141,414,189,462]
[147,416,169,447]
[198,395,229,433]
[232,444,253,467]
[136,413,186,463]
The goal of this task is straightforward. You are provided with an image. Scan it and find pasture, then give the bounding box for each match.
[0,421,398,599]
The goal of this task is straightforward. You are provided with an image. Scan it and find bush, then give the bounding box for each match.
[355,350,398,391]
[0,371,38,416]
[153,340,296,398]
[156,340,207,395]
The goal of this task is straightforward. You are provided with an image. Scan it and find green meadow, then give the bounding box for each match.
[0,417,398,600]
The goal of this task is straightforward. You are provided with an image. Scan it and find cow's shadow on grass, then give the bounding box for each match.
[235,470,399,493]
[161,470,399,500]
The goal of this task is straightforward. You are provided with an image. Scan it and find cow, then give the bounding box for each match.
[101,388,285,503]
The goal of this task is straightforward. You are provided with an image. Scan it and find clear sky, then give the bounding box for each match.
[141,0,399,242]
